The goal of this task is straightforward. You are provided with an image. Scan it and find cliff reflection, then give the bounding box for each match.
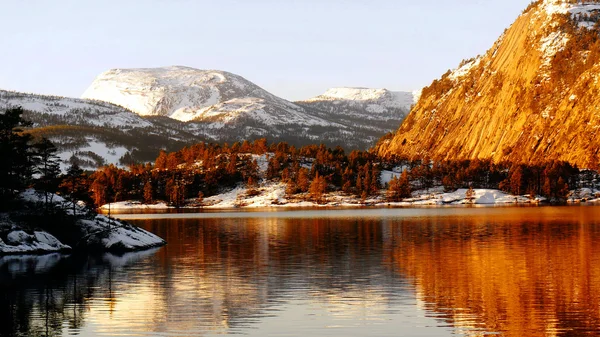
[5,209,600,337]
[387,211,600,336]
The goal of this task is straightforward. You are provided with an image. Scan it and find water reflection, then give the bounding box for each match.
[4,207,600,336]
[389,214,600,336]
[0,249,159,337]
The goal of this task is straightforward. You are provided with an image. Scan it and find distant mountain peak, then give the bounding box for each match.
[82,66,332,125]
[303,87,417,112]
[316,88,392,101]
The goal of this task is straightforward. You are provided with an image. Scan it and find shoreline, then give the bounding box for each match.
[100,185,600,213]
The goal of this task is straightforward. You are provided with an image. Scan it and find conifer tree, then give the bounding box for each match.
[297,167,310,193]
[155,150,168,170]
[60,163,87,216]
[143,180,154,204]
[32,137,62,210]
[309,172,327,203]
[386,172,411,202]
[0,107,34,208]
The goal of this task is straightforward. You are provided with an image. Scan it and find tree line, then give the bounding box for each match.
[0,107,88,213]
[85,140,594,208]
[2,106,596,211]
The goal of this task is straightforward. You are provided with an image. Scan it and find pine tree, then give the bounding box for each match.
[309,173,327,203]
[0,107,34,208]
[297,168,310,193]
[386,172,412,202]
[155,150,168,170]
[166,177,186,207]
[143,180,154,204]
[465,186,475,203]
[90,167,117,218]
[32,137,62,211]
[60,163,87,216]
[243,159,260,187]
[266,156,281,180]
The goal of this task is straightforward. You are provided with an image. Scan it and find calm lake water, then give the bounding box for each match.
[3,206,600,337]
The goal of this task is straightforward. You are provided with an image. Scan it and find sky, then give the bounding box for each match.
[1,0,530,101]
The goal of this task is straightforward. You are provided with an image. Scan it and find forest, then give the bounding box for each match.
[80,137,595,208]
[2,106,597,211]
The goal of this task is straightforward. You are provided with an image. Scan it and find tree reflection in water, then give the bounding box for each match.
[0,250,158,337]
[4,208,600,337]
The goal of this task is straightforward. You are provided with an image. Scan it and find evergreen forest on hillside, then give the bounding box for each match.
[3,106,597,210]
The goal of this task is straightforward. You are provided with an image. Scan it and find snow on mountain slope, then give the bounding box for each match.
[0,90,153,129]
[81,66,412,150]
[0,90,202,169]
[82,66,336,126]
[300,87,416,116]
[295,87,416,148]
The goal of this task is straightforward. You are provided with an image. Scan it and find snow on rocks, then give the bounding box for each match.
[0,89,153,129]
[302,87,416,114]
[540,31,570,68]
[0,189,166,255]
[535,1,600,75]
[449,57,482,81]
[77,215,165,252]
[101,201,170,210]
[0,230,70,255]
[567,188,600,202]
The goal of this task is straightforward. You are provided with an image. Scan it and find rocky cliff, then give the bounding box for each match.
[377,0,600,169]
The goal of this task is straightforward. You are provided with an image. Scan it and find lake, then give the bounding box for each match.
[3,206,600,336]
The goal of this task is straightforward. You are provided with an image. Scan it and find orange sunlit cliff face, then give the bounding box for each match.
[377,0,600,168]
[388,212,600,337]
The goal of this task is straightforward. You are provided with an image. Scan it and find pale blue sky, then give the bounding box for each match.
[1,0,529,101]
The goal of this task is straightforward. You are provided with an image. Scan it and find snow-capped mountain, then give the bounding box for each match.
[81,66,414,150]
[0,90,203,169]
[296,88,417,145]
[377,0,600,168]
[301,87,416,114]
[82,66,333,126]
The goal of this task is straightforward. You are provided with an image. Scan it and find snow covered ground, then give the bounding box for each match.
[0,190,166,255]
[102,183,552,212]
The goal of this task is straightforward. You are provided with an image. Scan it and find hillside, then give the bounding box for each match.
[296,88,416,145]
[82,67,334,125]
[0,90,203,169]
[377,0,600,169]
[82,66,409,150]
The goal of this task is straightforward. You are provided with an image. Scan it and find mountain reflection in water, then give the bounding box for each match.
[3,207,600,336]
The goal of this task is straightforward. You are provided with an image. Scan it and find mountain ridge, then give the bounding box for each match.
[82,66,335,126]
[82,66,416,150]
[376,0,600,169]
[0,89,203,169]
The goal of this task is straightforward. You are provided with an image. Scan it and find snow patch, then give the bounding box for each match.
[540,31,570,67]
[449,57,482,81]
[1,230,70,254]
